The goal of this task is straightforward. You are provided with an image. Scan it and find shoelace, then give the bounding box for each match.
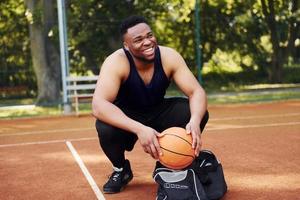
[112,172,120,181]
[108,171,121,182]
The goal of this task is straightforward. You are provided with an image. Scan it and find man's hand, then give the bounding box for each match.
[186,120,202,156]
[137,126,162,159]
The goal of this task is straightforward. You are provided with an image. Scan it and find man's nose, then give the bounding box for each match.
[143,38,151,45]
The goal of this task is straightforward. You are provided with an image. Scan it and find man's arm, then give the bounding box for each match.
[92,52,141,133]
[92,51,162,159]
[162,47,207,156]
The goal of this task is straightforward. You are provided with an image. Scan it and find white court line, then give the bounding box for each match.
[1,121,300,148]
[2,113,299,138]
[206,121,300,131]
[66,141,105,200]
[0,137,97,148]
[0,127,94,137]
[210,112,300,121]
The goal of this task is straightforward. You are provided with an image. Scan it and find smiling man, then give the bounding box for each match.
[92,15,209,194]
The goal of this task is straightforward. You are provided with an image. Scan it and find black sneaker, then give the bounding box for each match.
[103,160,133,193]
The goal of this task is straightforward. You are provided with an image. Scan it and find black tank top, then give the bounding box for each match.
[114,47,170,109]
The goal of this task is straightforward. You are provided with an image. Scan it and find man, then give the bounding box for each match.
[92,15,209,194]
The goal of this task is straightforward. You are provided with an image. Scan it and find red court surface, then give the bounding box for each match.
[1,100,300,200]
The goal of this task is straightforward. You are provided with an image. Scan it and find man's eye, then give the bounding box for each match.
[134,39,143,43]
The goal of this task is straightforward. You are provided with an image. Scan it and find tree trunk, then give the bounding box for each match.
[260,0,282,82]
[286,0,299,59]
[25,0,61,105]
[271,48,284,82]
[261,0,299,83]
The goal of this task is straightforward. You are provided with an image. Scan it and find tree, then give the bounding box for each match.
[200,0,299,83]
[3,0,299,104]
[66,0,147,75]
[67,0,197,74]
[25,0,61,105]
[0,0,33,94]
[260,0,299,82]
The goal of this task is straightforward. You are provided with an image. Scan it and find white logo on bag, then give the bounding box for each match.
[164,183,189,189]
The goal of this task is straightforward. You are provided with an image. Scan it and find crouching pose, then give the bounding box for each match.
[92,15,209,194]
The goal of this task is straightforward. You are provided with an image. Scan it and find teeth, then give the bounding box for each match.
[145,47,153,52]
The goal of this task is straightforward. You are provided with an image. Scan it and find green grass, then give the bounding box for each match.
[0,104,93,119]
[166,82,300,104]
[207,90,300,104]
[201,66,300,92]
[0,105,63,119]
[1,84,299,119]
[0,98,35,107]
[0,102,94,119]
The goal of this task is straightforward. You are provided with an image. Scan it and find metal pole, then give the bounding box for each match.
[57,0,71,114]
[195,0,202,83]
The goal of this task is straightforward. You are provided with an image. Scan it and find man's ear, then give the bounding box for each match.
[123,42,129,50]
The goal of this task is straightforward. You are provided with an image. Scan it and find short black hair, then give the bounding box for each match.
[119,15,148,37]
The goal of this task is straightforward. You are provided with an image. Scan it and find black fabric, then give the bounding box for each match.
[95,121,137,168]
[114,47,170,108]
[192,150,228,200]
[153,150,227,200]
[153,163,209,200]
[96,97,209,168]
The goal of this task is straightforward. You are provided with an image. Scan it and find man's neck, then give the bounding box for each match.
[129,52,154,70]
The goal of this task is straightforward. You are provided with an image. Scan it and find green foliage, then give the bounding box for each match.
[66,0,197,74]
[202,65,300,92]
[67,0,139,74]
[0,0,36,96]
[1,0,299,100]
[25,5,43,25]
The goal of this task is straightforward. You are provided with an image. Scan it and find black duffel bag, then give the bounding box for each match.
[192,150,227,200]
[153,149,227,200]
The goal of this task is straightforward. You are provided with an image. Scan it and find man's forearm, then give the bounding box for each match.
[189,88,207,125]
[92,100,144,135]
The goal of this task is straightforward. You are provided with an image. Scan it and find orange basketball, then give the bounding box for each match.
[157,127,195,170]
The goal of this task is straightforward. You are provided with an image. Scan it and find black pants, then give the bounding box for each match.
[95,97,209,168]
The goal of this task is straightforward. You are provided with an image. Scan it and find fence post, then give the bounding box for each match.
[57,0,71,114]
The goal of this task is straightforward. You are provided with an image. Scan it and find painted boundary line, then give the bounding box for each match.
[0,113,300,137]
[209,112,300,121]
[0,137,97,148]
[0,127,94,137]
[66,141,105,200]
[1,121,300,148]
[1,113,300,137]
[206,121,300,131]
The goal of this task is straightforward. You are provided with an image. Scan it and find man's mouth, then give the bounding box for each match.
[143,47,155,56]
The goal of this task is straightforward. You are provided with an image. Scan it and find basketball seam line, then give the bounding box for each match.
[163,133,193,146]
[160,147,195,158]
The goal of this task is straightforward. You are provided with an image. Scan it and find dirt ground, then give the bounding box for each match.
[1,100,299,200]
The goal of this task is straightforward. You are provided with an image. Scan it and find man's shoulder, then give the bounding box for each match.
[159,46,182,64]
[159,46,180,58]
[103,49,129,68]
[106,48,127,61]
[158,45,176,53]
[101,49,129,77]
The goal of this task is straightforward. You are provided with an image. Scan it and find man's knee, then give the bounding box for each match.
[200,111,209,132]
[176,98,209,132]
[95,119,137,151]
[95,120,116,142]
